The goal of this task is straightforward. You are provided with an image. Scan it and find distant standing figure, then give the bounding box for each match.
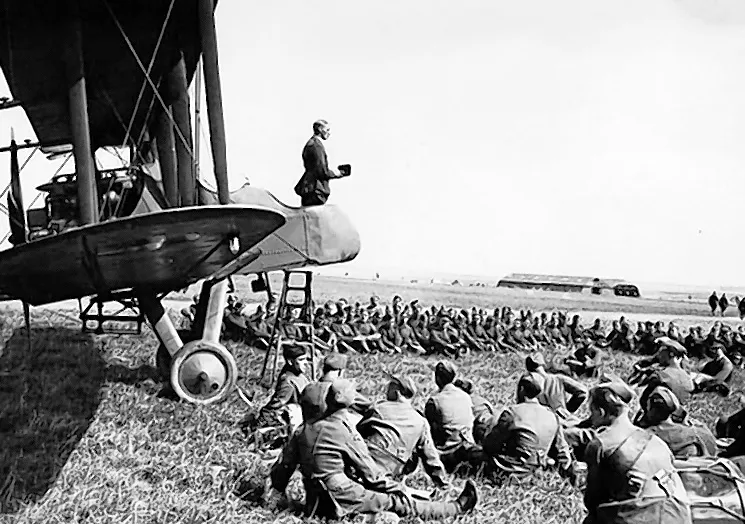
[738,297,745,320]
[709,291,719,316]
[719,293,729,316]
[294,120,349,206]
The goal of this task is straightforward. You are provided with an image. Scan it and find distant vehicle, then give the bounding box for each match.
[614,284,640,298]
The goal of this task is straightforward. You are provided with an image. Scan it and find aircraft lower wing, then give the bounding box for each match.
[0,205,285,306]
[198,183,361,274]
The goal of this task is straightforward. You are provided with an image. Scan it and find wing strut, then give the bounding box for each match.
[64,0,98,225]
[198,0,230,205]
[170,54,196,207]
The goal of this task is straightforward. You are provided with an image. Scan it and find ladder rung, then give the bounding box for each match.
[278,340,314,347]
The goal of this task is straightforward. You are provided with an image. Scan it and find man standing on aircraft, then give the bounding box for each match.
[294,120,349,206]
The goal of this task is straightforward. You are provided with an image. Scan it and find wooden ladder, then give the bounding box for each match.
[260,270,317,387]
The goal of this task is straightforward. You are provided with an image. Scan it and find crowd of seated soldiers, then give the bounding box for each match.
[256,335,745,522]
[216,293,745,387]
[227,294,611,358]
[230,292,745,522]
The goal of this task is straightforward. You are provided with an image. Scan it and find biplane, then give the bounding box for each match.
[0,0,360,404]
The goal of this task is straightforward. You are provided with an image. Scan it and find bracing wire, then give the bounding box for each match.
[102,0,194,162]
[120,0,176,150]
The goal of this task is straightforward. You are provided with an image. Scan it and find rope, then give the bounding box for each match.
[102,0,195,161]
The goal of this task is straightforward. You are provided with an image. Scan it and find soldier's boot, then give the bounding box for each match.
[391,480,478,520]
[456,479,478,512]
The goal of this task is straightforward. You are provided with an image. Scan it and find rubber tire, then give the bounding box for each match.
[170,339,238,405]
[157,329,196,381]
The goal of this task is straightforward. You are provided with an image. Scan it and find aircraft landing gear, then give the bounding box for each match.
[170,339,237,404]
[139,279,238,405]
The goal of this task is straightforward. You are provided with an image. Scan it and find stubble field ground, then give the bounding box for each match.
[1,275,743,524]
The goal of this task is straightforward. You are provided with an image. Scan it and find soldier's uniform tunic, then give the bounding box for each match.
[424,383,476,472]
[584,422,692,524]
[358,400,448,485]
[270,409,464,520]
[482,399,574,477]
[258,365,309,426]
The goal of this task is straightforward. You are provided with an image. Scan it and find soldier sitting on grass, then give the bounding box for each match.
[424,361,482,473]
[454,378,497,445]
[241,345,310,436]
[690,342,734,396]
[479,373,577,486]
[357,374,449,488]
[268,379,479,520]
[636,386,717,459]
[527,353,587,426]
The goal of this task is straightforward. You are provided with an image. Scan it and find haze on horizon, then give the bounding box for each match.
[1,0,745,289]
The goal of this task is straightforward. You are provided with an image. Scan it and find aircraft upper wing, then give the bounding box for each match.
[0,0,207,147]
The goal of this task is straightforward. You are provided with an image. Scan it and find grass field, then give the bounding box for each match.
[1,275,743,524]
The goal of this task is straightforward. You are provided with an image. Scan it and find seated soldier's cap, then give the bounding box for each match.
[518,372,545,397]
[594,380,634,404]
[454,378,474,394]
[323,353,347,370]
[526,353,546,369]
[386,372,417,397]
[711,342,726,351]
[435,360,458,381]
[301,382,328,422]
[283,344,307,360]
[648,385,680,416]
[328,378,357,408]
[656,336,686,357]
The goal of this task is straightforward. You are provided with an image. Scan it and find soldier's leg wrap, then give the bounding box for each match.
[389,493,462,520]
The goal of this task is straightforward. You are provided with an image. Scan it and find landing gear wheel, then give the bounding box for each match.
[170,339,238,405]
[157,329,196,381]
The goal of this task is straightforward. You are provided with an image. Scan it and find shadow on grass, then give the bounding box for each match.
[0,327,104,514]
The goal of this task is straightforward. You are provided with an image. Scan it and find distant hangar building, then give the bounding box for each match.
[496,273,640,297]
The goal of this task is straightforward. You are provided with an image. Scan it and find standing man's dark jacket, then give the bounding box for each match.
[295,135,336,205]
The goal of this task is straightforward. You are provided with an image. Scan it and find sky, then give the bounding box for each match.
[2,0,745,287]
